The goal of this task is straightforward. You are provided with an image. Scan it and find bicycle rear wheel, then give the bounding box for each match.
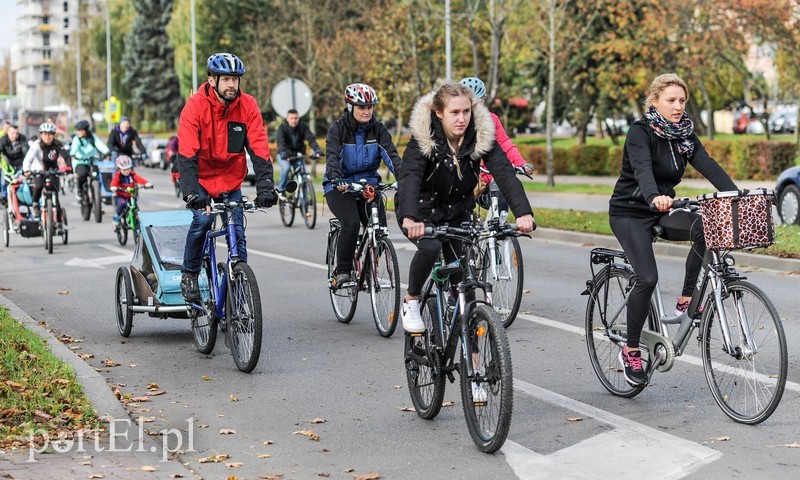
[132,212,140,244]
[460,305,512,453]
[404,297,446,419]
[115,267,134,337]
[279,191,296,227]
[701,280,787,424]
[191,262,218,354]
[60,209,68,245]
[327,228,358,323]
[585,266,650,397]
[116,210,128,246]
[480,236,523,328]
[300,179,317,229]
[369,237,400,337]
[226,262,263,373]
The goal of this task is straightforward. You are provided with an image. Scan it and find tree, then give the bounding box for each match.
[123,0,184,127]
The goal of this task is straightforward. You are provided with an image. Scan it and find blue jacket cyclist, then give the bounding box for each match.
[323,83,402,287]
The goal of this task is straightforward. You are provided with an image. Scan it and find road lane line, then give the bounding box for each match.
[507,380,720,480]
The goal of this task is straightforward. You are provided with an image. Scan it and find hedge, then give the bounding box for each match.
[520,140,798,180]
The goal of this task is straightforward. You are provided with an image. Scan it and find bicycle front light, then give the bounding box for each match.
[724,255,735,267]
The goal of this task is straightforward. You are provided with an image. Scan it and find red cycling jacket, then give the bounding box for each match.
[177,82,273,198]
[110,171,149,199]
[479,112,528,184]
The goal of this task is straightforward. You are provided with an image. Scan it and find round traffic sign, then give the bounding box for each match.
[270,78,313,118]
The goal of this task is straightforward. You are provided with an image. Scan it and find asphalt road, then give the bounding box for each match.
[1,167,799,479]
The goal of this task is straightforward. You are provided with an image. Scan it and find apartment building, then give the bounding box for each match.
[11,0,80,111]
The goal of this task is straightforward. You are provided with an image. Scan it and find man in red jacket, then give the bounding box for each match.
[177,52,277,301]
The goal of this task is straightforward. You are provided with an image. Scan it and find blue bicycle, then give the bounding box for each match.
[190,194,264,373]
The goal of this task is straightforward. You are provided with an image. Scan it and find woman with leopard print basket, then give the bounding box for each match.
[608,73,738,387]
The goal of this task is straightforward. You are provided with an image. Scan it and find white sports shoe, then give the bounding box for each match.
[401,299,425,333]
[471,382,488,403]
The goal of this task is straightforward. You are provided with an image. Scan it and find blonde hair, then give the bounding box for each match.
[644,73,689,110]
[432,82,476,113]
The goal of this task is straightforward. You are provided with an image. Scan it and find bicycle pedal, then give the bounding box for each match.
[408,332,424,338]
[472,400,487,406]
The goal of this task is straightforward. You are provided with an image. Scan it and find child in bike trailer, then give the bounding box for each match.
[21,122,69,218]
[110,155,151,230]
[0,124,29,207]
[609,73,738,386]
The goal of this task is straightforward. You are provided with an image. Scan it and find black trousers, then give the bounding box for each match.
[609,210,705,347]
[325,189,386,274]
[402,213,470,297]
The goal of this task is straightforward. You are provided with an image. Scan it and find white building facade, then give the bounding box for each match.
[11,0,80,111]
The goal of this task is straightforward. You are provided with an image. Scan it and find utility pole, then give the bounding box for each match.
[191,0,197,92]
[75,1,82,119]
[105,0,112,133]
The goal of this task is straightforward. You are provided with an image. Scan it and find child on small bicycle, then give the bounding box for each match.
[110,155,151,230]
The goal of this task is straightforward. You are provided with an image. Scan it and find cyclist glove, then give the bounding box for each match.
[184,193,210,210]
[255,191,277,208]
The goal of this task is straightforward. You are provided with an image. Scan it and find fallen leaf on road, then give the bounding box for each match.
[198,424,209,428]
[259,475,284,479]
[0,287,12,291]
[148,383,159,390]
[344,468,354,473]
[767,443,800,448]
[169,475,184,478]
[102,358,120,367]
[399,407,415,412]
[393,385,402,389]
[129,364,137,368]
[88,475,104,479]
[219,428,237,435]
[704,436,730,443]
[353,473,381,480]
[141,466,157,472]
[230,395,238,402]
[293,430,320,441]
[441,401,454,407]
[58,290,70,295]
[69,345,81,350]
[147,390,166,396]
[137,417,156,423]
[201,376,213,381]
[78,353,94,360]
[310,418,326,424]
[226,462,243,468]
[318,473,330,477]
[523,289,531,293]
[80,461,92,466]
[199,453,230,463]
[129,397,151,403]
[257,454,271,458]
[262,440,273,445]
[566,417,583,422]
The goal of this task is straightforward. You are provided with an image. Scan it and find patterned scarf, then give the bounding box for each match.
[643,106,695,159]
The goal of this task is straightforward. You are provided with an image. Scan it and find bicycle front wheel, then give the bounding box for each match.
[226,262,263,373]
[60,209,68,245]
[92,181,103,223]
[585,266,649,398]
[279,191,296,227]
[300,179,317,229]
[404,297,446,419]
[132,211,140,244]
[369,237,400,337]
[701,280,787,424]
[2,208,9,247]
[460,305,513,453]
[480,236,523,328]
[44,197,54,254]
[116,212,128,246]
[327,228,358,323]
[81,185,91,221]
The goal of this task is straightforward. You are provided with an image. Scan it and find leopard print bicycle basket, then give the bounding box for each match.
[698,189,775,251]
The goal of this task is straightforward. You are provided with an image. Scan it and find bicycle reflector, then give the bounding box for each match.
[362,184,376,200]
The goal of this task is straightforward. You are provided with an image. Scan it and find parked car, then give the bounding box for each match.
[144,138,170,169]
[775,166,800,224]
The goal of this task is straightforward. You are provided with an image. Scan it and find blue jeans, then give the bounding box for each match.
[277,156,305,191]
[182,188,246,273]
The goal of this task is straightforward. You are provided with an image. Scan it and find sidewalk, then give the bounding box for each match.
[0,295,195,480]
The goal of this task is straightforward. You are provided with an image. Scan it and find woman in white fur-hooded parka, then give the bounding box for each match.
[395,82,535,334]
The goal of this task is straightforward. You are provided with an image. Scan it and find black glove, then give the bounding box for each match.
[255,190,277,208]
[332,178,348,189]
[184,193,209,210]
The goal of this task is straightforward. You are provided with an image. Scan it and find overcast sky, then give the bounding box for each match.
[0,0,20,63]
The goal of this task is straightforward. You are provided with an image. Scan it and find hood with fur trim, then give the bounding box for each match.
[407,91,496,160]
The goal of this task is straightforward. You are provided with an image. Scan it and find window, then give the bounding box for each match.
[64,1,68,12]
[43,50,51,59]
[43,68,51,82]
[64,34,69,45]
[63,18,69,28]
[43,33,50,47]
[43,15,49,24]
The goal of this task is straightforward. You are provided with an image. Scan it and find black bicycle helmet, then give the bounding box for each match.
[75,120,90,131]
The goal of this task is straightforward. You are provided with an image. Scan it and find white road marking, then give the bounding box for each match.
[64,244,133,269]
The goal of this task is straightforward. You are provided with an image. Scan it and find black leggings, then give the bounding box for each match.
[609,210,705,348]
[325,189,386,274]
[403,214,469,297]
[75,164,92,196]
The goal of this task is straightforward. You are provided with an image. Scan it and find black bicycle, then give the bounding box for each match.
[326,182,400,337]
[114,183,153,246]
[278,154,317,229]
[404,220,528,452]
[33,169,68,254]
[78,158,103,223]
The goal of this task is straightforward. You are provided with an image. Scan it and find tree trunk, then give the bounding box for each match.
[698,78,715,140]
[487,0,506,105]
[546,2,555,187]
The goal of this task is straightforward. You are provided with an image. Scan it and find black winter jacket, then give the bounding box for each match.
[0,134,29,170]
[609,120,737,217]
[107,126,146,157]
[396,92,532,223]
[276,121,321,159]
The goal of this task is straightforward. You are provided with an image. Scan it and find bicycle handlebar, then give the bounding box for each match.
[478,165,533,179]
[649,197,701,213]
[344,181,397,193]
[423,221,528,241]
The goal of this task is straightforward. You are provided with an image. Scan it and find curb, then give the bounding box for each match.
[533,227,800,272]
[0,293,194,480]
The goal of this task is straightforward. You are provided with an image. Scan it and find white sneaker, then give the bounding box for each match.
[401,299,425,333]
[471,382,488,403]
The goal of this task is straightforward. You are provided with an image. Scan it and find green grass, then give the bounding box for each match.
[535,207,800,259]
[519,180,709,198]
[0,307,97,442]
[512,132,799,148]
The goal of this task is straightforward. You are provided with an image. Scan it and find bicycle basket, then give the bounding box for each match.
[698,189,775,250]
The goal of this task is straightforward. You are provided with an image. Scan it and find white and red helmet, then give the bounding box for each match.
[344,83,379,107]
[116,155,133,170]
